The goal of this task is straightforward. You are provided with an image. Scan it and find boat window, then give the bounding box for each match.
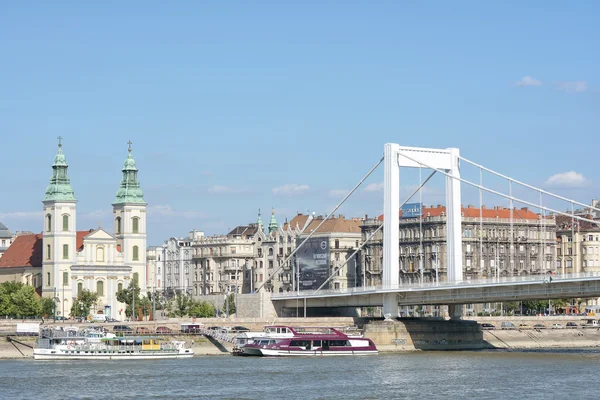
[329,340,348,347]
[143,340,150,345]
[313,340,321,347]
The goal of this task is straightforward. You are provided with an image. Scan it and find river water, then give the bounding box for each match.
[1,350,598,399]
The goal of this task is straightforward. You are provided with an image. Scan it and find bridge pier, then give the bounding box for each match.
[448,304,463,320]
[382,293,397,319]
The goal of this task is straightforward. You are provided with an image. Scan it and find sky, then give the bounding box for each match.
[1,2,599,245]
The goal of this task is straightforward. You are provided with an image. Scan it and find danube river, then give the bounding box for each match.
[1,350,598,399]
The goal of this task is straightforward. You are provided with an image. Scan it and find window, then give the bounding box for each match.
[96,281,104,296]
[116,217,122,234]
[63,244,69,259]
[133,272,139,284]
[335,240,340,249]
[46,214,52,232]
[335,253,340,261]
[258,248,262,257]
[118,282,123,292]
[96,247,104,262]
[231,247,236,254]
[268,247,273,256]
[63,271,68,285]
[466,259,471,267]
[47,244,51,260]
[47,272,51,286]
[268,261,273,268]
[77,282,82,295]
[132,217,139,233]
[62,214,69,231]
[133,246,139,261]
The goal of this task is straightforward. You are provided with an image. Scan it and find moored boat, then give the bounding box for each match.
[237,325,378,356]
[33,325,194,360]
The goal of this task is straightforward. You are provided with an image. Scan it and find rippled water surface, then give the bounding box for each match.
[1,350,599,399]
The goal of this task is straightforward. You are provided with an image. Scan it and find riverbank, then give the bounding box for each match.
[2,316,600,359]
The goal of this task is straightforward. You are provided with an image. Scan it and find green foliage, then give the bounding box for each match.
[222,293,236,316]
[116,280,141,318]
[70,289,99,317]
[40,297,54,317]
[188,300,216,318]
[174,294,192,317]
[0,282,42,317]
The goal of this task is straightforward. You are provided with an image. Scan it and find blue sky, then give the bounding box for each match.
[1,2,598,244]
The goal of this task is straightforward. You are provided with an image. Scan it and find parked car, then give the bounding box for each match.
[113,325,134,334]
[551,323,565,329]
[566,322,578,328]
[155,326,173,334]
[232,326,250,333]
[481,323,495,330]
[501,322,516,330]
[518,323,530,329]
[135,327,151,334]
[533,324,546,330]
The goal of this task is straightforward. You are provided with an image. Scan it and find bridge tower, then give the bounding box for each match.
[382,144,462,318]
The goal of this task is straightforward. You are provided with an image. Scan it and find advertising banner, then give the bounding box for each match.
[401,202,422,219]
[296,238,330,291]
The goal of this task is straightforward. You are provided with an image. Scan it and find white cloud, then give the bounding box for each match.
[207,185,247,194]
[545,171,590,188]
[272,184,310,196]
[147,204,207,218]
[516,76,542,87]
[328,189,349,197]
[556,81,588,93]
[363,182,384,192]
[0,211,43,220]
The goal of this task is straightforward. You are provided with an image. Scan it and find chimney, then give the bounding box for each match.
[481,205,486,210]
[468,205,474,208]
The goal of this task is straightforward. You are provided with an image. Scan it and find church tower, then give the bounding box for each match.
[42,137,77,308]
[112,141,147,294]
[268,208,278,234]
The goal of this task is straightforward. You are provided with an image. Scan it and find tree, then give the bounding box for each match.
[40,297,54,318]
[222,293,236,316]
[188,300,216,318]
[10,285,41,317]
[173,293,192,317]
[116,280,141,318]
[70,289,99,318]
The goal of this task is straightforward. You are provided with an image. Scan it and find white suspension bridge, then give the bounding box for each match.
[257,143,600,319]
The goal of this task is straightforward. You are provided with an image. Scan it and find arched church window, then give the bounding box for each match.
[47,272,51,286]
[133,272,139,284]
[97,281,104,296]
[116,217,122,234]
[63,244,69,259]
[62,214,69,231]
[63,271,68,285]
[77,282,82,295]
[118,282,123,292]
[133,246,139,261]
[47,244,51,260]
[46,214,52,232]
[96,246,105,262]
[132,217,139,233]
[268,247,273,256]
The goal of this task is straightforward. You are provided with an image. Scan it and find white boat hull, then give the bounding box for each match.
[33,348,194,360]
[240,347,378,357]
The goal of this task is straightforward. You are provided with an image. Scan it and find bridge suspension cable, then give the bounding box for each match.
[314,171,437,292]
[459,156,600,215]
[397,151,600,227]
[254,156,385,292]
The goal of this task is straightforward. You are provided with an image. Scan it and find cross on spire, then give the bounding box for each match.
[58,136,63,147]
[128,140,133,152]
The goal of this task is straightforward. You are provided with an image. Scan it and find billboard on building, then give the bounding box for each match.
[402,203,422,219]
[296,237,330,291]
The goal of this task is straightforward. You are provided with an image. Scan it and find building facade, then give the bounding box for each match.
[0,139,148,320]
[0,222,14,259]
[361,205,558,286]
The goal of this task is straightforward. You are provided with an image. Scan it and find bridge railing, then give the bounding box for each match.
[272,272,600,299]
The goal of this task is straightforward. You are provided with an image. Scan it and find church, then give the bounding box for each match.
[0,138,147,320]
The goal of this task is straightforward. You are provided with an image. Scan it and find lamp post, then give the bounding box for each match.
[60,269,65,322]
[53,287,56,323]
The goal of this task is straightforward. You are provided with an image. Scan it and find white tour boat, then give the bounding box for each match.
[34,326,194,360]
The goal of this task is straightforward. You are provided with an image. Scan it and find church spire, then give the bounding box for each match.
[268,208,278,234]
[257,209,264,231]
[44,136,76,201]
[114,141,146,204]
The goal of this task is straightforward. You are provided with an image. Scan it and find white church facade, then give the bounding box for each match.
[40,138,147,319]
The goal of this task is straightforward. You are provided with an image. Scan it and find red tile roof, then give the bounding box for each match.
[377,206,541,221]
[0,233,42,268]
[0,229,96,269]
